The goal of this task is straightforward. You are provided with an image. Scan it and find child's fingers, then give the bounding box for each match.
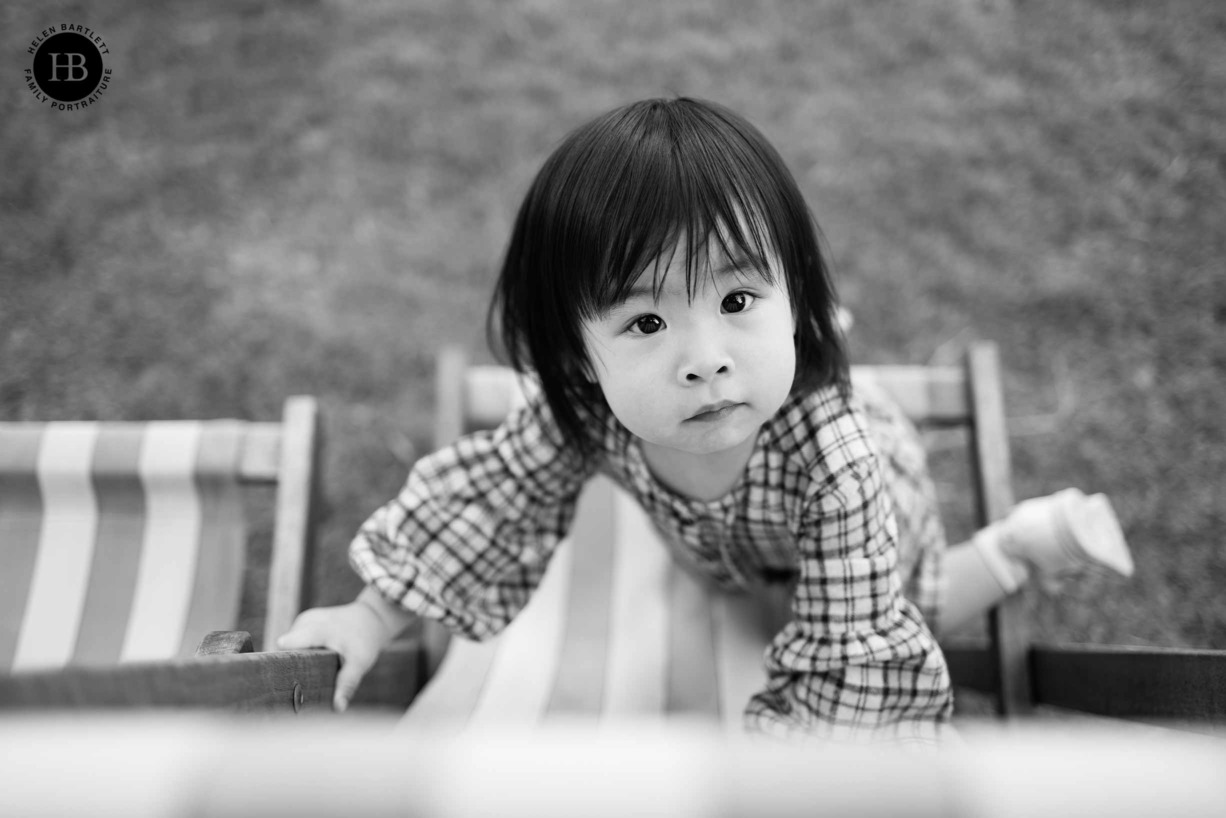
[270,604,380,710]
[333,653,373,713]
[275,618,325,650]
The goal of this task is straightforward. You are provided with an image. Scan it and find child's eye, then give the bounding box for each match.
[628,315,665,335]
[722,292,756,314]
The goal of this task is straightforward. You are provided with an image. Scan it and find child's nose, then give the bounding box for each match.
[682,363,731,384]
[678,343,734,384]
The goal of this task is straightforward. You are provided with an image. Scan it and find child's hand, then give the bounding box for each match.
[276,600,393,712]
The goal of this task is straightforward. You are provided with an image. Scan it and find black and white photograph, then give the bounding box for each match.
[2,1,1224,815]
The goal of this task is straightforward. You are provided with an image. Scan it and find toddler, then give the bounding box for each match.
[280,98,1132,744]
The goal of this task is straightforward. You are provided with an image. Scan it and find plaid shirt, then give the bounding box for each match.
[351,380,953,742]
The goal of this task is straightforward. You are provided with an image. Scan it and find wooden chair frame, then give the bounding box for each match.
[243,396,324,650]
[429,343,1034,715]
[3,347,1224,733]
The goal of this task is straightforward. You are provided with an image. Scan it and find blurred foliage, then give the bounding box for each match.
[1,0,1223,647]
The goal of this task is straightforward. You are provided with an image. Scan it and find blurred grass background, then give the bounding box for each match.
[2,0,1222,650]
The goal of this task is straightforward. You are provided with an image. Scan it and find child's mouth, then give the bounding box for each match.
[686,402,743,422]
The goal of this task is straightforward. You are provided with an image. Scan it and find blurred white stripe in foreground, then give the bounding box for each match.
[0,716,1222,818]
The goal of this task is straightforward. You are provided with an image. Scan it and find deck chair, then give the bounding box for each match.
[399,342,1028,730]
[0,397,320,673]
[5,353,1220,729]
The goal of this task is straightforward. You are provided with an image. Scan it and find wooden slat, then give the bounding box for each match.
[0,641,423,713]
[264,396,320,650]
[966,342,1031,717]
[0,651,333,712]
[238,423,282,483]
[1032,644,1226,724]
[849,365,968,425]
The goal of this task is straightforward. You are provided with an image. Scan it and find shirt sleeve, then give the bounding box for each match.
[744,424,954,744]
[348,385,597,641]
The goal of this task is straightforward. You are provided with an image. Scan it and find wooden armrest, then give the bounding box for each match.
[198,630,256,656]
[943,639,1226,730]
[0,632,426,713]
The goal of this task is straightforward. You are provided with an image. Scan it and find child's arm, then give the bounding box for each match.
[746,452,954,744]
[349,385,596,644]
[277,387,593,711]
[276,586,415,711]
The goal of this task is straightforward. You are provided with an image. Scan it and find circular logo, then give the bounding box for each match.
[32,32,104,102]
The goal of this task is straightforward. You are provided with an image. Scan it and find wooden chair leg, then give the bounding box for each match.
[265,396,321,651]
[968,342,1033,717]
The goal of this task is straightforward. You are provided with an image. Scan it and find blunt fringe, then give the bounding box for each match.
[487,97,849,456]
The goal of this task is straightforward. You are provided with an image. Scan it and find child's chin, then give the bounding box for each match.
[677,427,758,456]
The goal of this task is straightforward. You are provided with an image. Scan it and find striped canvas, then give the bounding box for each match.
[0,421,247,673]
[400,474,792,733]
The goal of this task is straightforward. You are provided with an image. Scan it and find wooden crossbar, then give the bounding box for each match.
[849,364,968,426]
[1031,644,1226,725]
[941,641,1226,726]
[0,636,421,713]
[7,633,1225,730]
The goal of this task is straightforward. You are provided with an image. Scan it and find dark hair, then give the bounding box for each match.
[487,97,848,456]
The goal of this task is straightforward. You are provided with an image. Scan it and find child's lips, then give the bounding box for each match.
[685,401,743,422]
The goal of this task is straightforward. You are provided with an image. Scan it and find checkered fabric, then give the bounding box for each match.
[351,383,953,743]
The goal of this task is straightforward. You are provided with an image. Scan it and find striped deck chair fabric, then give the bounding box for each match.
[401,349,984,733]
[0,398,318,674]
[401,473,792,733]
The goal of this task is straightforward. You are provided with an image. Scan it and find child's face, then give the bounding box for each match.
[581,240,796,458]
